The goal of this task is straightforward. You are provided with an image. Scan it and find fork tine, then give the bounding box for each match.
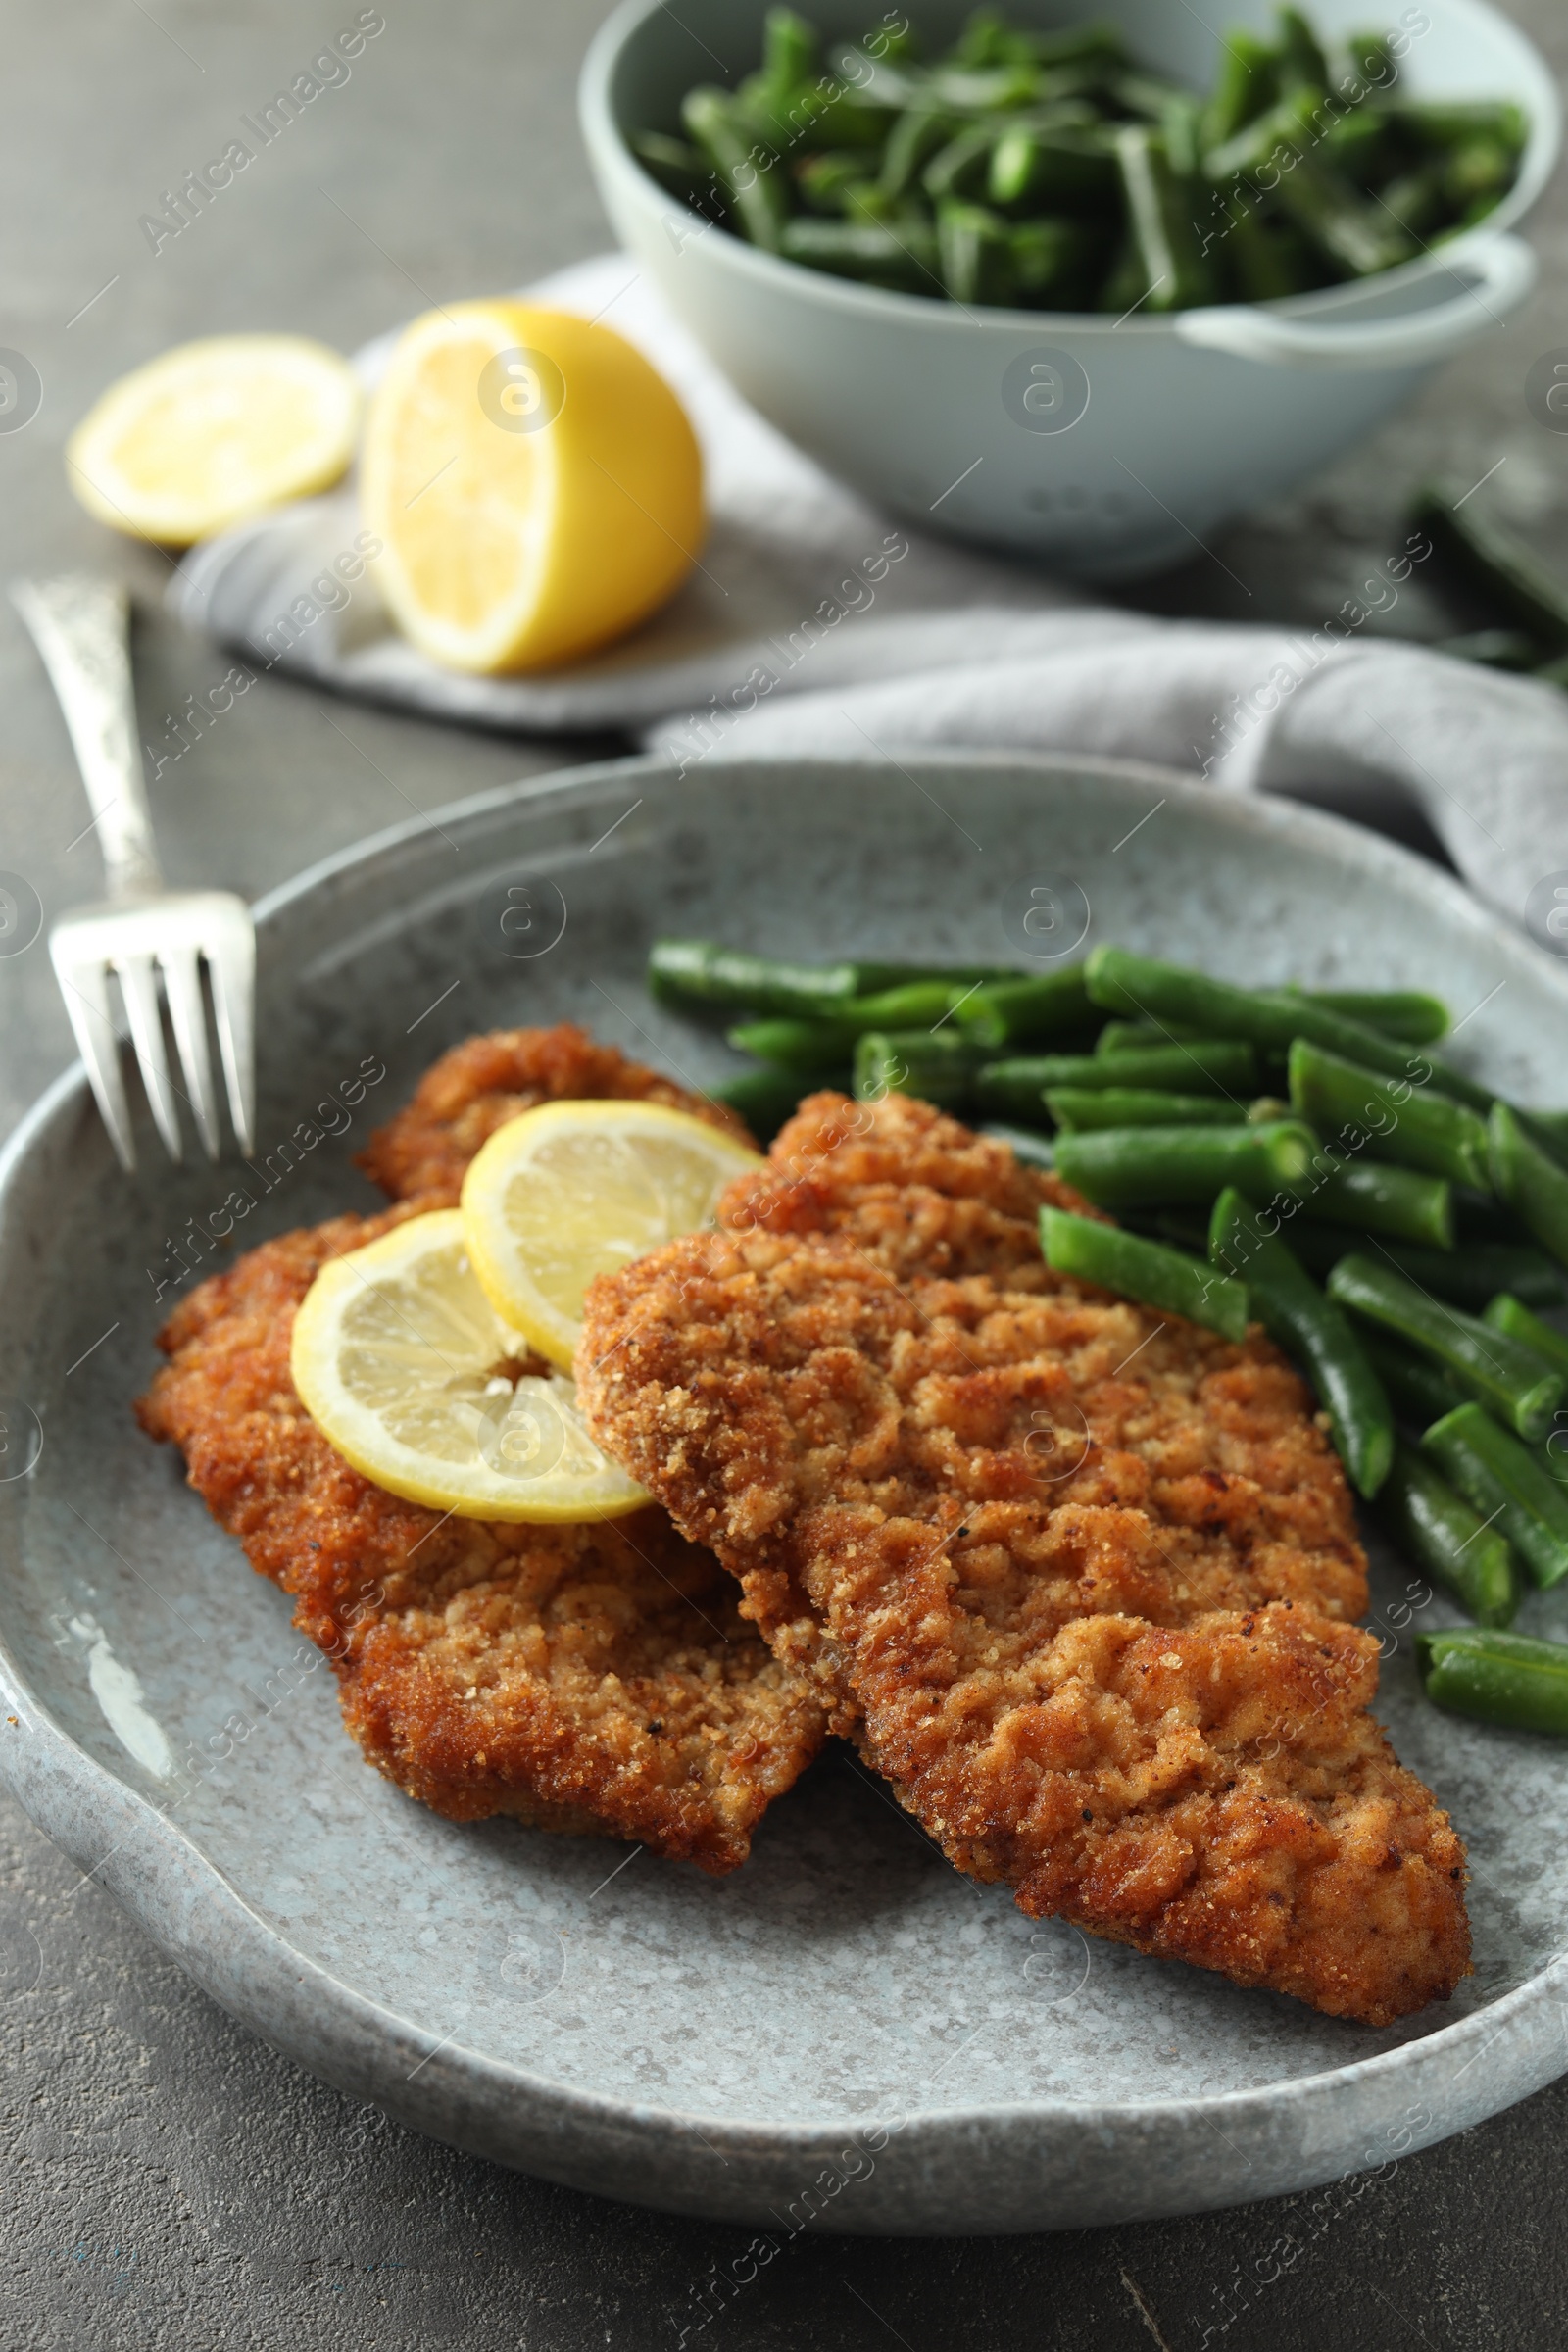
[206,922,256,1158]
[50,944,135,1172]
[118,953,182,1163]
[161,945,220,1160]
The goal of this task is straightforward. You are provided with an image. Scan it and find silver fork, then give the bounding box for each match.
[13,575,255,1170]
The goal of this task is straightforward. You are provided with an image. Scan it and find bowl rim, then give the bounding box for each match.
[579,0,1562,338]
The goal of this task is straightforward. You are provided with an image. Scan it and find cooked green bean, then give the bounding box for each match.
[1287,1038,1491,1188]
[1483,1292,1568,1377]
[986,1044,1259,1115]
[1052,1119,1318,1210]
[1359,1330,1470,1428]
[727,980,966,1066]
[1280,1228,1561,1311]
[1047,1088,1247,1133]
[1422,1401,1568,1591]
[1288,988,1450,1045]
[1379,1444,1520,1628]
[1041,1205,1249,1341]
[951,967,1093,1050]
[713,1063,838,1143]
[1209,1186,1393,1495]
[1419,1627,1568,1734]
[1097,1019,1225,1055]
[1302,1161,1454,1250]
[1115,124,1215,311]
[854,1028,980,1109]
[648,941,1013,1016]
[1085,945,1494,1112]
[1491,1104,1568,1269]
[1327,1254,1564,1443]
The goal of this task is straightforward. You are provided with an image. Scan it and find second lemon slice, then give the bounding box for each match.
[461,1100,763,1371]
[290,1209,649,1523]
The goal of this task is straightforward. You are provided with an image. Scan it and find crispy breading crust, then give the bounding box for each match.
[577,1099,1470,2023]
[137,1208,826,1870]
[358,1022,754,1202]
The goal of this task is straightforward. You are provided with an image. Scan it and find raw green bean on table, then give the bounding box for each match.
[1378,1443,1520,1628]
[1358,1330,1470,1428]
[1046,1088,1247,1132]
[1286,1038,1492,1189]
[1418,1626,1568,1734]
[1051,1119,1318,1210]
[1041,1205,1250,1341]
[1483,1292,1568,1378]
[1491,1104,1568,1268]
[854,1028,980,1109]
[1421,1401,1568,1590]
[1326,1253,1565,1444]
[1208,1186,1393,1496]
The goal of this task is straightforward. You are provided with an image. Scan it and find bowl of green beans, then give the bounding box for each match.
[579,0,1559,578]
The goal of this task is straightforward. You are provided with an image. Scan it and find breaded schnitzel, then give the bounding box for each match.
[358,1021,751,1202]
[577,1095,1470,2023]
[137,1044,828,1867]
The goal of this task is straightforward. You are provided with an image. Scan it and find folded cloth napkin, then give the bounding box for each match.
[169,252,1568,929]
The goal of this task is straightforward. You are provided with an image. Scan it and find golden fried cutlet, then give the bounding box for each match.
[358,1021,753,1202]
[577,1098,1471,2023]
[137,1207,827,1870]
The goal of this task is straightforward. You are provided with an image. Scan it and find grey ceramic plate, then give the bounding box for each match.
[4,751,1568,2237]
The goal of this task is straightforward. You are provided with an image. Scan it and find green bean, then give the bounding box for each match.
[1281,1228,1562,1312]
[1047,1088,1247,1133]
[1375,164,1449,237]
[1209,1186,1393,1495]
[977,1042,1258,1116]
[1485,1288,1568,1367]
[1274,148,1417,276]
[1084,946,1494,1112]
[1411,486,1568,659]
[950,966,1093,1050]
[1422,1401,1568,1590]
[879,103,959,198]
[1052,1120,1319,1211]
[1095,1018,1208,1054]
[980,1120,1055,1170]
[1359,1330,1470,1427]
[935,198,1018,302]
[712,1064,833,1143]
[1346,31,1396,90]
[1115,125,1215,311]
[648,942,1014,1016]
[1200,31,1278,150]
[854,1028,980,1110]
[923,123,998,203]
[1327,1253,1565,1443]
[1403,101,1528,153]
[1224,209,1322,300]
[1041,1205,1249,1341]
[1011,217,1102,305]
[1289,988,1450,1045]
[1491,1104,1568,1269]
[1419,1626,1568,1734]
[760,5,816,94]
[682,89,791,252]
[1379,1444,1520,1627]
[631,131,715,206]
[1298,1160,1455,1250]
[781,215,940,286]
[1320,105,1389,183]
[795,150,878,210]
[1519,1111,1568,1173]
[1277,8,1330,91]
[988,121,1118,207]
[1287,1039,1491,1188]
[727,980,970,1066]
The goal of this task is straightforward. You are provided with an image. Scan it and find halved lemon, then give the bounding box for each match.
[289,1209,650,1523]
[359,298,704,674]
[461,1100,763,1372]
[66,334,360,544]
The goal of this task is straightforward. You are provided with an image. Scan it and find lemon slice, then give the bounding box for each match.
[359,298,704,674]
[290,1209,650,1524]
[462,1100,763,1371]
[66,334,360,545]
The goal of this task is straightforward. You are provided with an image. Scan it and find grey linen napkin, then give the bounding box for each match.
[168,253,1568,932]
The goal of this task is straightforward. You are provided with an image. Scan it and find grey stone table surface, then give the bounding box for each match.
[3,1,1568,2344]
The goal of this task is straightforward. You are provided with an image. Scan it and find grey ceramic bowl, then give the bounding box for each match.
[3,751,1568,2233]
[579,0,1559,578]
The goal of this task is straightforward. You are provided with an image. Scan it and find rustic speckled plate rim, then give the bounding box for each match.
[3,747,1568,2233]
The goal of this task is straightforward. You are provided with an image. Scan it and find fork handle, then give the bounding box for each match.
[12,575,165,901]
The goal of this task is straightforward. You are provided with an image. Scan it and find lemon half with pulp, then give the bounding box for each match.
[461,1100,762,1372]
[67,334,360,544]
[289,1209,649,1523]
